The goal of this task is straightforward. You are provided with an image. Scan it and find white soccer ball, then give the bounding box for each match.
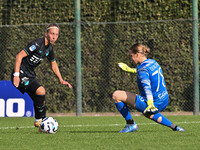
[40,117,58,134]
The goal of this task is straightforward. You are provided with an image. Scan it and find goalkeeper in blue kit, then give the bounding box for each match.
[112,43,184,133]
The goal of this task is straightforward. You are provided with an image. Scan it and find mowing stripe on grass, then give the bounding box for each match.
[0,121,200,130]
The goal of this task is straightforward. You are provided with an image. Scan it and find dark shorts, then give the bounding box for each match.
[11,72,41,94]
[135,95,168,113]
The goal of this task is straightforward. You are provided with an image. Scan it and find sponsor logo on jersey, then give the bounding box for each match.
[30,55,43,64]
[29,45,36,51]
[158,91,168,99]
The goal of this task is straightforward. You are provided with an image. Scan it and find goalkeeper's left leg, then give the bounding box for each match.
[144,113,184,131]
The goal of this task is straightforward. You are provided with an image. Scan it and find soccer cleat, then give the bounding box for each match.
[119,122,138,133]
[173,126,184,132]
[34,120,42,128]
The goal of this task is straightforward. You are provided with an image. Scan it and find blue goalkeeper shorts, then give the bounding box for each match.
[135,95,168,113]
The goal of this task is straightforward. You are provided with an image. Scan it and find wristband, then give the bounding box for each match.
[13,72,20,76]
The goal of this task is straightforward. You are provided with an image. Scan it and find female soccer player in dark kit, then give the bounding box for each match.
[11,23,72,131]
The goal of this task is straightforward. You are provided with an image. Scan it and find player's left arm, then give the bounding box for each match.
[50,60,72,88]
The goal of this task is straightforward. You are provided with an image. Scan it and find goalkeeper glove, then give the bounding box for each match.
[118,62,137,73]
[143,99,158,114]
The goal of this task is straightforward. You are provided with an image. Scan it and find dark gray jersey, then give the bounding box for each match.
[20,37,55,78]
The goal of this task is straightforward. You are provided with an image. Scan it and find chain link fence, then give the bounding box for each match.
[0,0,199,113]
[81,20,195,112]
[0,19,197,112]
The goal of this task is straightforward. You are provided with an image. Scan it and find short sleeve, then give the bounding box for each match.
[24,41,39,55]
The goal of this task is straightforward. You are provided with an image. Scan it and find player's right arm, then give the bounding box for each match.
[118,62,137,73]
[13,50,27,87]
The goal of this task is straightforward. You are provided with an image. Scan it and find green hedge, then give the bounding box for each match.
[0,0,198,112]
[0,0,196,25]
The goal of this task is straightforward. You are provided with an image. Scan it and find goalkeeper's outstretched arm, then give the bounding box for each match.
[118,62,137,73]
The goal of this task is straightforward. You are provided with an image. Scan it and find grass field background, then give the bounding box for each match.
[0,115,200,150]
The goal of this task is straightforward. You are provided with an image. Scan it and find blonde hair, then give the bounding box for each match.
[129,43,150,57]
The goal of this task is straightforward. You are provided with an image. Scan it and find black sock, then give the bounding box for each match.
[170,123,177,130]
[126,119,134,124]
[31,95,46,119]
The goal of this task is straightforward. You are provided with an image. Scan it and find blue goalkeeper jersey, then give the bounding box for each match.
[137,59,168,103]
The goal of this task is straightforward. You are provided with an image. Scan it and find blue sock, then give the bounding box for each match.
[152,113,172,127]
[115,102,132,121]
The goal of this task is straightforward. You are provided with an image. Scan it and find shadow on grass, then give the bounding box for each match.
[63,129,169,134]
[68,130,119,133]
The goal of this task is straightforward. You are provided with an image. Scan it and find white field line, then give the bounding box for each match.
[0,121,200,130]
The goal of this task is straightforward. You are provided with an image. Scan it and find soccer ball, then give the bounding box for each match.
[40,117,58,134]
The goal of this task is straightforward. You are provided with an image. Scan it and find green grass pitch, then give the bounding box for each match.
[0,115,200,150]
